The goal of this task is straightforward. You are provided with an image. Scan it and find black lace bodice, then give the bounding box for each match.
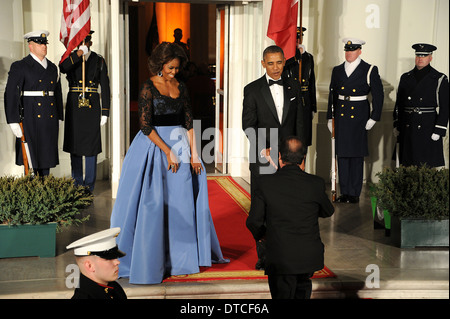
[138,79,193,135]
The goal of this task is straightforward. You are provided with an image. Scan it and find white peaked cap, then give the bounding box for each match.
[66,227,124,258]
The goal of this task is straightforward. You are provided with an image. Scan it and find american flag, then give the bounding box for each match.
[60,0,91,63]
[267,0,299,60]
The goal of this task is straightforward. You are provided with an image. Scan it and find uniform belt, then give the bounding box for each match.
[338,95,368,101]
[69,87,99,93]
[403,107,436,114]
[301,86,309,91]
[22,91,54,97]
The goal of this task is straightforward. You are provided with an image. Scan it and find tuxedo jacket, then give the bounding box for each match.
[246,165,335,275]
[242,75,304,175]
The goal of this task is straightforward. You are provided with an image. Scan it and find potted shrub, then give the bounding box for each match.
[370,165,449,248]
[0,174,92,258]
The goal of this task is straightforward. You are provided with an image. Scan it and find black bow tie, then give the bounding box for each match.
[268,79,283,86]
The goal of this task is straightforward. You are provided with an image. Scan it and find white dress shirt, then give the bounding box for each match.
[30,52,48,69]
[344,56,361,77]
[266,74,284,123]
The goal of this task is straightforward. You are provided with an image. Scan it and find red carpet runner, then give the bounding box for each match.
[164,176,335,282]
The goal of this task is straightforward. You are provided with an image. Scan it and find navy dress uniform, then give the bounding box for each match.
[327,38,384,203]
[66,228,127,299]
[4,31,63,176]
[394,43,449,167]
[59,31,111,191]
[283,27,317,147]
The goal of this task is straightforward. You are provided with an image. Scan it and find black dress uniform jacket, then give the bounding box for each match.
[72,273,127,299]
[283,49,317,146]
[246,165,334,275]
[242,75,304,175]
[4,55,63,169]
[327,60,384,157]
[394,65,449,167]
[60,51,110,157]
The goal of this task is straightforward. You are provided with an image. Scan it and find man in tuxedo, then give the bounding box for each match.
[327,38,384,203]
[246,136,334,299]
[242,45,304,270]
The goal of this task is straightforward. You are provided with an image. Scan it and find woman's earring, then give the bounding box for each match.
[157,71,162,77]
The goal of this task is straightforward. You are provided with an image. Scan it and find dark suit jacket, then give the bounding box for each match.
[246,165,334,275]
[242,75,304,175]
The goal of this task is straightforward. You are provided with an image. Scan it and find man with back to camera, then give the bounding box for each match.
[327,38,384,204]
[393,43,449,168]
[4,30,63,176]
[246,136,334,299]
[242,45,305,270]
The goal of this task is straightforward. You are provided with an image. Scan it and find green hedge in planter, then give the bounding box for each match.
[0,174,92,231]
[370,165,449,220]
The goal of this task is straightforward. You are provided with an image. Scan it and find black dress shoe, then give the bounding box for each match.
[336,195,349,203]
[348,196,359,203]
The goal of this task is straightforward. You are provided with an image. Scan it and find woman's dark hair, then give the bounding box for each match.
[147,42,188,75]
[279,136,306,165]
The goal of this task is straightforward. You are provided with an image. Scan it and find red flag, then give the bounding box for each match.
[267,0,299,60]
[60,0,91,63]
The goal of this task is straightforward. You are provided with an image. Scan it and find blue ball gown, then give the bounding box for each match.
[110,80,228,284]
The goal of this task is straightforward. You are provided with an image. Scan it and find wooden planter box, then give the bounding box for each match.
[391,217,449,248]
[0,223,57,258]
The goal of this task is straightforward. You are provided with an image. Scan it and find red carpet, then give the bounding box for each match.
[164,176,335,282]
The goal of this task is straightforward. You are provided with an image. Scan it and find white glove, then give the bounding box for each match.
[312,111,315,120]
[100,115,108,126]
[9,123,22,138]
[327,119,333,133]
[79,45,89,56]
[431,133,440,141]
[393,128,400,137]
[365,118,376,130]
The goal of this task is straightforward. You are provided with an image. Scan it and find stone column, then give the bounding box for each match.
[0,0,24,176]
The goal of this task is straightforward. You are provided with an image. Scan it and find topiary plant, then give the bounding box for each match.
[370,165,449,220]
[0,174,92,231]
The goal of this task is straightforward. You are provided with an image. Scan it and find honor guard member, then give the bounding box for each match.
[4,30,63,176]
[60,31,111,192]
[327,38,384,203]
[283,27,317,149]
[393,43,449,167]
[66,228,127,299]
